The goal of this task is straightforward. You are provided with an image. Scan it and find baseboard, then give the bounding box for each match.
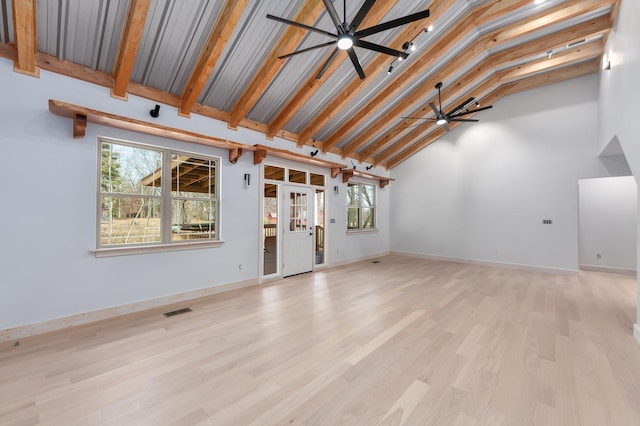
[1,278,259,342]
[391,250,579,275]
[328,251,391,268]
[634,324,640,345]
[579,264,637,276]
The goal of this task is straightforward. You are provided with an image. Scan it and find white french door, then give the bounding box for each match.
[283,185,314,277]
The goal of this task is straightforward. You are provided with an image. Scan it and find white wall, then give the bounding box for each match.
[391,74,608,273]
[599,0,640,338]
[578,176,637,272]
[0,59,390,331]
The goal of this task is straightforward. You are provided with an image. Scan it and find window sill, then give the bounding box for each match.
[346,229,379,235]
[93,240,224,258]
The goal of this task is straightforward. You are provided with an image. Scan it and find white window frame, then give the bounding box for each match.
[346,181,377,233]
[94,137,223,257]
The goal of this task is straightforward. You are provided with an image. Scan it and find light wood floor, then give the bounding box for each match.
[2,255,640,425]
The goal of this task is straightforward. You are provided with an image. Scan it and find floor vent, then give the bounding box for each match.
[371,260,381,263]
[163,307,192,318]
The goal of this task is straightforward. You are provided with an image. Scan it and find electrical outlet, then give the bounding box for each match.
[239,264,242,270]
[542,219,553,224]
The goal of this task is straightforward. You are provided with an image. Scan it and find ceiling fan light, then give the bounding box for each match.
[337,36,353,50]
[436,118,447,126]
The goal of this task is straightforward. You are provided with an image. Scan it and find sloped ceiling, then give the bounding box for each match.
[0,0,619,168]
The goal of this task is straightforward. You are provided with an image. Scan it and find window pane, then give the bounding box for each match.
[100,196,161,245]
[347,207,360,229]
[101,142,162,196]
[172,155,216,198]
[171,199,215,241]
[347,184,359,207]
[310,173,324,186]
[289,169,306,184]
[361,185,375,208]
[265,165,285,181]
[362,207,375,229]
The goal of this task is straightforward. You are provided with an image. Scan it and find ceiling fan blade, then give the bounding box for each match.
[322,0,344,33]
[267,14,336,38]
[449,118,479,122]
[449,105,493,117]
[350,0,376,32]
[447,97,474,117]
[355,9,430,38]
[401,116,435,120]
[316,47,340,79]
[353,39,408,59]
[278,41,336,59]
[279,40,337,60]
[429,102,441,118]
[347,48,365,79]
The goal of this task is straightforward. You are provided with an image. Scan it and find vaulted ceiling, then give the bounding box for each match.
[0,0,619,168]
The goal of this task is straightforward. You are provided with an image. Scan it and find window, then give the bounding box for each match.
[347,182,375,230]
[98,138,220,250]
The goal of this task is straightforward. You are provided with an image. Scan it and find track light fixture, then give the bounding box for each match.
[150,104,160,118]
[388,65,393,74]
[366,165,373,170]
[310,149,319,157]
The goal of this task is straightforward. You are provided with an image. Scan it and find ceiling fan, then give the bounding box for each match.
[403,82,494,132]
[267,0,430,80]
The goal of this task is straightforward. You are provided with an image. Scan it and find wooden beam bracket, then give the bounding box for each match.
[341,169,395,187]
[73,113,87,138]
[229,147,243,164]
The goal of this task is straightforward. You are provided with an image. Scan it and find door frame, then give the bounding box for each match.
[259,160,328,282]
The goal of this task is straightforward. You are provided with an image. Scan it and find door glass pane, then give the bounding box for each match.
[265,165,285,181]
[310,173,324,186]
[263,183,278,275]
[289,169,306,184]
[315,190,325,265]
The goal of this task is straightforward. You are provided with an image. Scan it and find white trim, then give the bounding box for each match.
[634,324,640,345]
[328,251,391,268]
[1,277,259,341]
[93,240,224,257]
[346,229,379,235]
[391,250,579,275]
[579,264,636,276]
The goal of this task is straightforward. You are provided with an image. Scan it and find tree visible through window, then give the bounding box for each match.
[347,183,375,230]
[99,139,219,248]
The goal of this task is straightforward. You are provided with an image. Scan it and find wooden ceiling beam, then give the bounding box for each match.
[111,0,151,100]
[357,17,611,162]
[335,0,611,157]
[385,60,600,169]
[265,0,414,139]
[325,0,537,153]
[179,0,249,117]
[372,73,507,165]
[376,46,602,166]
[11,0,37,76]
[296,0,456,148]
[228,0,327,130]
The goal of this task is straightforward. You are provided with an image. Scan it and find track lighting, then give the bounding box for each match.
[388,65,393,74]
[475,101,480,107]
[426,25,433,32]
[366,165,373,170]
[546,50,553,59]
[150,104,160,118]
[310,149,319,157]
